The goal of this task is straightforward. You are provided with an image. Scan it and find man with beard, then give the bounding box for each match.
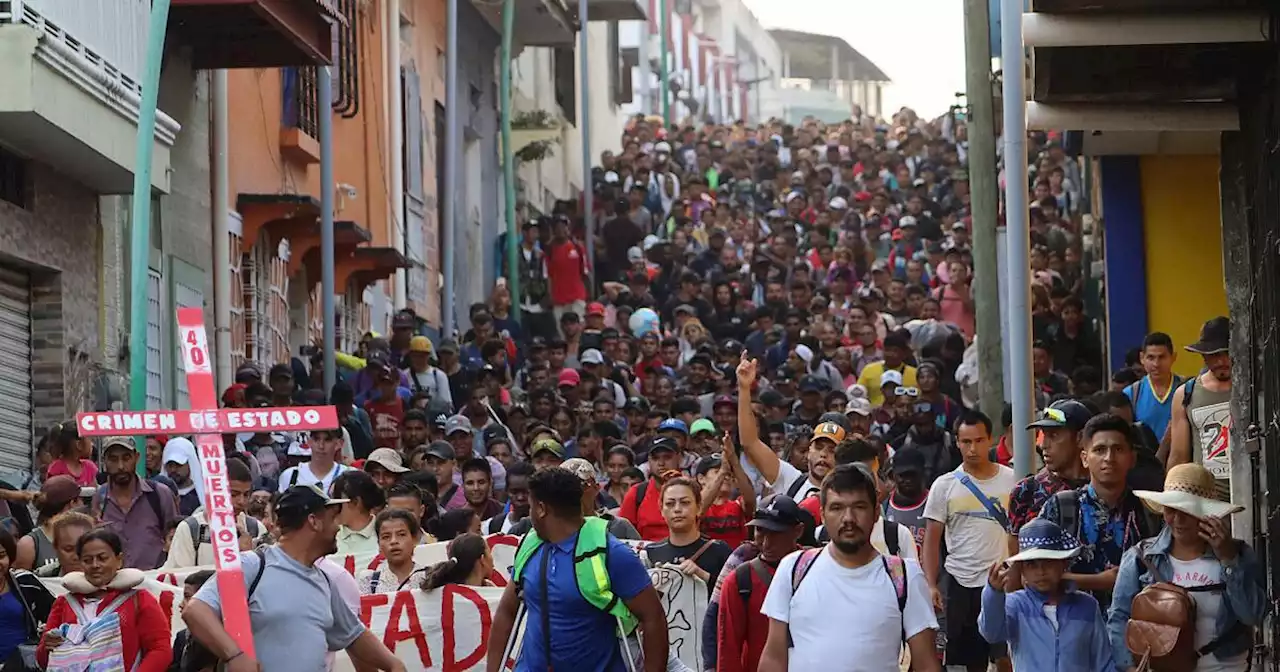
[921,410,1015,672]
[758,464,939,672]
[92,436,179,570]
[184,484,405,672]
[736,357,841,502]
[1168,316,1235,500]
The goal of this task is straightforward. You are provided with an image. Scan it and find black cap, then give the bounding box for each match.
[482,425,509,446]
[799,375,826,394]
[275,484,349,516]
[747,495,807,532]
[759,389,791,409]
[647,436,679,455]
[1026,399,1094,431]
[624,396,651,413]
[891,446,926,475]
[695,454,723,476]
[424,441,455,461]
[1186,316,1230,355]
[268,363,293,380]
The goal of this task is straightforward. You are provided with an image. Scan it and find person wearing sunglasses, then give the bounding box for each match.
[892,393,961,489]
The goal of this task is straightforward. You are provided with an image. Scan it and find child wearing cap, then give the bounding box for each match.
[978,518,1116,671]
[695,434,757,550]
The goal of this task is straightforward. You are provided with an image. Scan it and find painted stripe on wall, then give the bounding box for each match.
[1139,154,1227,379]
[1100,156,1148,373]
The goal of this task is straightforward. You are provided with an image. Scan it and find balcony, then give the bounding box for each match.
[470,0,574,47]
[569,0,647,22]
[168,0,343,69]
[0,0,178,193]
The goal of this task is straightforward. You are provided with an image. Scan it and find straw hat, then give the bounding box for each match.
[1135,464,1243,520]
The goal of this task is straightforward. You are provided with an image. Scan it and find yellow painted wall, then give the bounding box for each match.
[1139,155,1228,378]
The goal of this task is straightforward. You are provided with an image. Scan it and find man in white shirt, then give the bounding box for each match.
[759,464,939,672]
[277,428,350,494]
[921,410,1016,672]
[736,356,842,502]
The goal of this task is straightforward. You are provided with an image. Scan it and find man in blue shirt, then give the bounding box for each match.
[487,467,669,672]
[1123,332,1183,443]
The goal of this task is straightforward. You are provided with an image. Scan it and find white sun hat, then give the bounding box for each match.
[1135,463,1243,520]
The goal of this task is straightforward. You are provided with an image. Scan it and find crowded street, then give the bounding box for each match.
[0,0,1269,670]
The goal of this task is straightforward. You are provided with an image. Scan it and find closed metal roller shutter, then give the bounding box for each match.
[0,267,32,474]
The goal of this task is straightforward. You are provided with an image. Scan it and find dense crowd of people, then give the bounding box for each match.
[0,109,1262,672]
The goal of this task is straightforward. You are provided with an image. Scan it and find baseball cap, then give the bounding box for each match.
[436,339,460,355]
[531,438,566,459]
[562,458,598,485]
[812,422,847,444]
[424,441,455,461]
[268,363,293,381]
[586,302,606,317]
[899,215,918,228]
[101,436,136,455]
[694,454,723,476]
[690,418,717,436]
[845,397,873,417]
[627,247,644,263]
[40,475,81,510]
[657,418,689,435]
[892,446,926,475]
[409,336,433,354]
[365,447,410,473]
[275,484,349,516]
[624,396,651,413]
[799,375,826,394]
[758,389,791,409]
[581,349,605,365]
[235,362,263,383]
[482,425,510,447]
[828,196,848,211]
[880,370,904,388]
[558,369,581,387]
[444,414,474,436]
[1027,399,1094,431]
[747,495,807,532]
[392,310,417,329]
[647,436,680,455]
[712,394,736,410]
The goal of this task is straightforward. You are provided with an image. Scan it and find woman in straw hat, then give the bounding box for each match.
[1106,463,1267,671]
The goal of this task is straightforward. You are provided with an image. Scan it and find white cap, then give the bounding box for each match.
[643,234,661,251]
[604,171,620,184]
[845,398,873,417]
[654,141,671,154]
[627,246,644,262]
[829,196,848,211]
[581,349,605,365]
[899,215,918,228]
[880,370,904,387]
[794,344,814,364]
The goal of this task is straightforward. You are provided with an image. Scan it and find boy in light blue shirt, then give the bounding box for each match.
[978,518,1116,671]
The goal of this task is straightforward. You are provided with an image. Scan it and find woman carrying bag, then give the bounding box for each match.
[0,527,55,672]
[1107,464,1268,672]
[37,530,171,672]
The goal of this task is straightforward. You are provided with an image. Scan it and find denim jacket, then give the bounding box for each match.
[979,582,1116,671]
[1106,527,1268,669]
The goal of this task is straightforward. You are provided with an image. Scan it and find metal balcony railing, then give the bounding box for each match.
[0,0,149,95]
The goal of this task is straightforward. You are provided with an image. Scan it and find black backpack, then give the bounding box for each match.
[179,548,266,672]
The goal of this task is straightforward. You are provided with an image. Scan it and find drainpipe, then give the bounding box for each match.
[212,70,232,391]
[500,0,519,320]
[127,0,171,466]
[388,0,407,310]
[443,0,458,338]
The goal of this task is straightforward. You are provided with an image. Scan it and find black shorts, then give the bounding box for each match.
[944,573,1007,666]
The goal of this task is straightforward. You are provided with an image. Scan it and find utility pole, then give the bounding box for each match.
[1001,0,1035,478]
[963,0,1005,428]
[659,0,670,126]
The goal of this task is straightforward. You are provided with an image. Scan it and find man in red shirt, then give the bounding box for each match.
[619,435,684,541]
[545,215,590,334]
[716,495,807,672]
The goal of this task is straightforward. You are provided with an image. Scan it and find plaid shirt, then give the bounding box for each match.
[1007,468,1087,533]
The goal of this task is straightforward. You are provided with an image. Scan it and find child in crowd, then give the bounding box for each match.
[978,518,1115,671]
[172,569,216,671]
[695,435,756,549]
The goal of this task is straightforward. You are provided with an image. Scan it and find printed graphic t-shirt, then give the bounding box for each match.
[922,464,1017,588]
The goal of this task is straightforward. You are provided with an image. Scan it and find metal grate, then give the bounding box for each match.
[332,0,360,118]
[283,67,320,138]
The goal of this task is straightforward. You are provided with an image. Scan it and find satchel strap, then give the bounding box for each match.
[1135,541,1168,583]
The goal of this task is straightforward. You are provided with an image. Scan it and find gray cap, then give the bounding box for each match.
[445,414,473,436]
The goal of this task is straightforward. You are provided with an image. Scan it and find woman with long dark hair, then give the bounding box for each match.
[707,280,747,342]
[417,533,493,591]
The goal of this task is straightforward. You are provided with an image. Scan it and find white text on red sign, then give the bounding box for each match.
[76,406,339,436]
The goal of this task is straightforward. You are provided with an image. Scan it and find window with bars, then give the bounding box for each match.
[283,66,320,138]
[331,0,361,118]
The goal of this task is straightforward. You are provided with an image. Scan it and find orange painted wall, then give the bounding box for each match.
[225,0,444,322]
